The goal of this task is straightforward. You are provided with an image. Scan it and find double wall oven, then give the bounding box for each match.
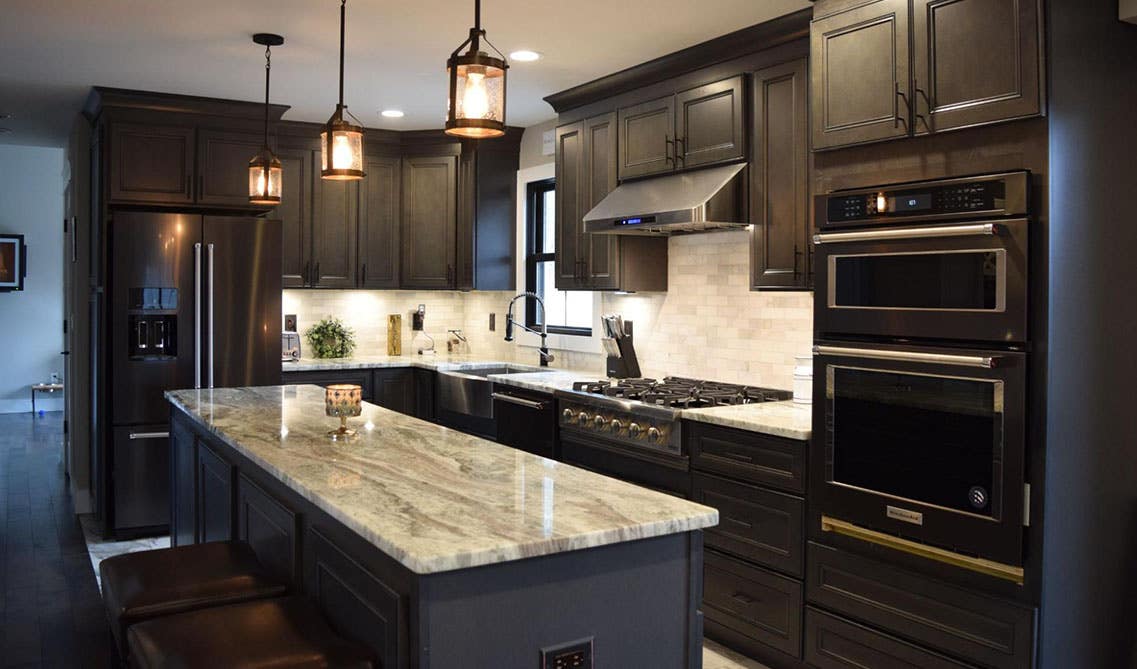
[812,171,1031,583]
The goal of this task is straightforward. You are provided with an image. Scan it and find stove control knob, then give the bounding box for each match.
[628,422,642,438]
[578,412,592,426]
[562,409,576,424]
[609,419,624,433]
[594,415,608,429]
[647,426,662,442]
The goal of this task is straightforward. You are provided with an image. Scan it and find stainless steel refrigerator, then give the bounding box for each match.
[98,212,281,536]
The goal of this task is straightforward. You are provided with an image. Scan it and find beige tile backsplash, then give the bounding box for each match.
[283,230,812,389]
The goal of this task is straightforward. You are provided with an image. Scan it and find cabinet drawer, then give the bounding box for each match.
[703,550,802,659]
[805,607,978,669]
[688,421,806,493]
[693,473,803,577]
[806,543,1035,669]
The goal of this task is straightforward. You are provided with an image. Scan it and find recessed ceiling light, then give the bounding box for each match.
[380,109,405,118]
[510,50,541,62]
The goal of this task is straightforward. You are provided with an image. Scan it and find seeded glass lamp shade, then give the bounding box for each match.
[321,0,365,180]
[445,0,509,139]
[248,148,282,205]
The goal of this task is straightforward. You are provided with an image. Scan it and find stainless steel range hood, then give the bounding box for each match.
[583,163,748,235]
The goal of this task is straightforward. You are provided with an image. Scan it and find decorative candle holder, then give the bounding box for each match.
[325,384,362,441]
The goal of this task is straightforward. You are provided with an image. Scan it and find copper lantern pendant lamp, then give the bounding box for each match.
[445,0,509,139]
[249,33,284,205]
[321,0,364,180]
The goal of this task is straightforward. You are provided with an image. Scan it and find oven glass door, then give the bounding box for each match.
[813,343,1026,566]
[815,218,1028,342]
[828,364,1002,518]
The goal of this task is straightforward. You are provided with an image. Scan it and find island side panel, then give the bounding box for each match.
[417,531,706,669]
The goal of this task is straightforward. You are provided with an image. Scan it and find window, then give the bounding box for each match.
[525,179,593,336]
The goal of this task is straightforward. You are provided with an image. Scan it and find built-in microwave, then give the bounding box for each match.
[814,171,1030,344]
[812,341,1027,581]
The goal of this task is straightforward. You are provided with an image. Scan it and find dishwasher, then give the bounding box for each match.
[491,386,557,459]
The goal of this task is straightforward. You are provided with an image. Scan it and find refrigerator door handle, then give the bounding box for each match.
[208,243,215,389]
[194,242,202,389]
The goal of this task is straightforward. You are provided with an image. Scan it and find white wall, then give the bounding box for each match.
[0,145,65,413]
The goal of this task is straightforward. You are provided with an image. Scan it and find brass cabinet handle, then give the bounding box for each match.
[820,515,1024,584]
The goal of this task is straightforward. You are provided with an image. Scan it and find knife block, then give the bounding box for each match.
[387,315,402,356]
[606,321,642,379]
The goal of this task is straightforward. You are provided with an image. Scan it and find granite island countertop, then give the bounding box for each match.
[165,384,718,575]
[681,400,813,441]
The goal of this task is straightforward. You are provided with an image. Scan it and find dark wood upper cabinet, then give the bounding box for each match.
[359,154,401,289]
[617,96,676,180]
[196,130,264,207]
[582,112,620,289]
[751,59,811,291]
[401,155,457,289]
[276,146,313,288]
[311,158,359,289]
[811,0,911,150]
[108,122,195,204]
[554,121,585,290]
[675,76,746,169]
[911,0,1042,134]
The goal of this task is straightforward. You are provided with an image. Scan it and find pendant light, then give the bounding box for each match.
[249,33,284,205]
[445,0,509,139]
[321,0,364,180]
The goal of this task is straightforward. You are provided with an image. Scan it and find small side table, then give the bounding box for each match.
[31,383,64,414]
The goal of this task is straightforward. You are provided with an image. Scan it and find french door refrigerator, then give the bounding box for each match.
[100,212,281,536]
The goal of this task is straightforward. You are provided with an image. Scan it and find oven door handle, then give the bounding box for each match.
[814,345,1000,369]
[813,222,1000,245]
[491,393,547,411]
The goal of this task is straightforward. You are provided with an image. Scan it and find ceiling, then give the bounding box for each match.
[0,0,810,148]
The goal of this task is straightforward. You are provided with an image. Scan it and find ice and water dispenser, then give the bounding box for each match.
[127,287,178,360]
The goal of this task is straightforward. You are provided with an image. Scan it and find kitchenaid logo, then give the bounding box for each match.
[886,506,924,526]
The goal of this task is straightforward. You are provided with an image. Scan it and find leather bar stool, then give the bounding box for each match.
[99,541,288,659]
[127,596,375,668]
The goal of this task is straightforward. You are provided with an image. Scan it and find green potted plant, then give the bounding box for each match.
[305,317,356,359]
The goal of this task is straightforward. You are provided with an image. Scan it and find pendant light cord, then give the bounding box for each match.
[338,0,346,109]
[263,44,271,147]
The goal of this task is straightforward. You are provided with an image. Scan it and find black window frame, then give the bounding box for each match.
[525,179,591,337]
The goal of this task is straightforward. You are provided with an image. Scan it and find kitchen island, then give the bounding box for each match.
[166,384,717,668]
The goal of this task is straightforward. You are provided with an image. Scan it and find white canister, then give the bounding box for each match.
[793,354,813,405]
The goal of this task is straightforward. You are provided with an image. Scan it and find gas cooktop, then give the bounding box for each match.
[568,377,792,410]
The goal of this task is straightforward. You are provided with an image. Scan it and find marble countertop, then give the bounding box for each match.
[166,385,717,575]
[681,400,813,441]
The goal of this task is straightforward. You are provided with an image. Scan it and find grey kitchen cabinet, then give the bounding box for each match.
[617,76,746,180]
[555,115,667,292]
[372,368,414,415]
[311,153,360,289]
[359,154,401,289]
[750,58,811,291]
[401,155,458,289]
[276,145,314,288]
[811,0,1044,150]
[281,369,375,402]
[810,0,911,150]
[107,122,196,205]
[196,129,267,207]
[911,0,1043,134]
[196,443,234,543]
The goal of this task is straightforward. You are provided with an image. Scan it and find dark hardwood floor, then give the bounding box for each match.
[0,412,116,668]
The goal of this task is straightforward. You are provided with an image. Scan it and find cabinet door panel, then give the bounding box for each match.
[401,155,457,289]
[197,130,264,207]
[277,147,312,288]
[693,473,805,577]
[811,0,911,149]
[618,96,676,179]
[751,59,810,290]
[703,550,803,659]
[237,474,300,585]
[311,154,359,289]
[196,443,234,543]
[676,76,746,168]
[805,608,979,669]
[582,113,620,289]
[912,0,1042,134]
[170,419,197,547]
[360,155,401,289]
[373,368,414,415]
[554,121,585,290]
[108,122,195,204]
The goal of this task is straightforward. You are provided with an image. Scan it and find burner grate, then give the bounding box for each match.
[573,376,791,408]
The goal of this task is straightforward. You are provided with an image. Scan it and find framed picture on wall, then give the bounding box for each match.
[0,234,27,291]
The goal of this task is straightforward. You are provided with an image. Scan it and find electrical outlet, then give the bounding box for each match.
[284,314,297,332]
[540,638,593,669]
[489,313,496,331]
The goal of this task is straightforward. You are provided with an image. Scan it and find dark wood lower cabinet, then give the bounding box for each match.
[693,473,804,577]
[703,549,803,661]
[372,368,414,415]
[688,421,807,495]
[806,543,1035,669]
[281,369,374,402]
[169,419,197,547]
[237,474,300,585]
[196,444,234,543]
[413,369,435,422]
[805,608,978,669]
